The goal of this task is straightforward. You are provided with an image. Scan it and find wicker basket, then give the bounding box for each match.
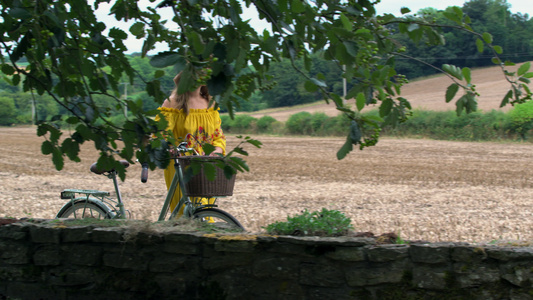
[177,156,236,197]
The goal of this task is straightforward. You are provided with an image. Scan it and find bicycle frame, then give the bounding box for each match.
[157,155,218,221]
[158,157,189,221]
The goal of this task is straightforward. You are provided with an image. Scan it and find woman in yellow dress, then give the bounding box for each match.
[157,72,226,215]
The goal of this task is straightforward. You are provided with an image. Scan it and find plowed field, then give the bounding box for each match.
[1,127,532,243]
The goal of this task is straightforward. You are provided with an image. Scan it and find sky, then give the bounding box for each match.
[94,0,533,54]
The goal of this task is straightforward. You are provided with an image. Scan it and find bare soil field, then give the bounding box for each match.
[1,126,532,243]
[247,63,527,122]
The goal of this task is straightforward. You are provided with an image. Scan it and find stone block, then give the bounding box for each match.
[202,252,253,271]
[29,225,61,244]
[409,243,453,264]
[345,262,407,287]
[92,228,125,243]
[61,244,103,266]
[214,238,257,253]
[299,262,345,287]
[0,241,30,264]
[148,254,192,273]
[452,246,489,262]
[164,232,201,244]
[325,246,365,262]
[500,261,533,288]
[0,224,27,240]
[487,247,533,262]
[33,245,61,266]
[61,226,92,242]
[102,252,149,270]
[453,262,500,288]
[367,244,409,262]
[252,257,299,279]
[129,231,163,245]
[46,266,96,287]
[163,242,200,255]
[412,265,450,290]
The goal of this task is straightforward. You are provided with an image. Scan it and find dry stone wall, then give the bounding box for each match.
[1,220,533,299]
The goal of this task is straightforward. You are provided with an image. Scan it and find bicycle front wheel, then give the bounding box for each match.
[193,208,244,231]
[57,199,113,219]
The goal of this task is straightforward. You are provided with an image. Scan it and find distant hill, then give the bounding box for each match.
[241,63,528,122]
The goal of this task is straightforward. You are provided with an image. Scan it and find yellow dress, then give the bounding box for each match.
[157,107,226,214]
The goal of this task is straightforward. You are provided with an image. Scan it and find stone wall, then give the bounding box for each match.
[1,220,533,299]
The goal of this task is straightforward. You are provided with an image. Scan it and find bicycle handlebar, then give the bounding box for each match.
[141,162,149,183]
[138,142,197,183]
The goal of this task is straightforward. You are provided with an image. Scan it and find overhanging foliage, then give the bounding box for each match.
[0,0,531,178]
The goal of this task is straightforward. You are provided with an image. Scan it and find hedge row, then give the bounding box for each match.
[222,102,533,142]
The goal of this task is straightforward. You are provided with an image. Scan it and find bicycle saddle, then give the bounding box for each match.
[90,160,130,175]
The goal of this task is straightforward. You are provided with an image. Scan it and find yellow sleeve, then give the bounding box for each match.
[211,111,226,154]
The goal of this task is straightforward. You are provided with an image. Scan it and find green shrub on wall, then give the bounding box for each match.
[264,208,354,237]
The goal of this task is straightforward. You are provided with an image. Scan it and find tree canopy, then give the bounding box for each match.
[0,0,532,177]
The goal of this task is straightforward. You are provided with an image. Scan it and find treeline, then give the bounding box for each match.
[393,0,533,79]
[0,54,176,126]
[221,101,533,142]
[1,0,532,127]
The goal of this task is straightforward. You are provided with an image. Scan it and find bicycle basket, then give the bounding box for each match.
[177,156,236,197]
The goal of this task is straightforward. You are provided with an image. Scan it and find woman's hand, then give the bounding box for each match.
[210,146,224,156]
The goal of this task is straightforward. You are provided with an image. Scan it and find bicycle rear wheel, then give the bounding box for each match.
[193,208,244,231]
[56,199,114,219]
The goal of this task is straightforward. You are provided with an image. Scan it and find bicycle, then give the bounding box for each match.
[56,142,244,230]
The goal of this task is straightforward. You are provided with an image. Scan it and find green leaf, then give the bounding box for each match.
[343,41,357,57]
[455,94,467,116]
[331,94,344,108]
[304,80,318,92]
[203,162,216,181]
[493,45,503,54]
[518,77,530,84]
[310,78,327,88]
[452,6,463,19]
[229,156,249,172]
[349,120,361,144]
[379,98,393,117]
[442,64,463,80]
[356,92,365,111]
[61,138,81,162]
[1,64,15,75]
[482,32,493,44]
[291,0,305,13]
[445,83,459,103]
[340,13,353,31]
[154,70,165,79]
[9,7,32,19]
[129,22,145,37]
[517,62,531,76]
[41,141,54,155]
[202,143,215,156]
[52,148,64,171]
[475,38,484,53]
[150,52,186,68]
[462,67,471,84]
[336,136,353,160]
[400,7,411,14]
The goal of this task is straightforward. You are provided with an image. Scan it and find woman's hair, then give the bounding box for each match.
[171,72,210,115]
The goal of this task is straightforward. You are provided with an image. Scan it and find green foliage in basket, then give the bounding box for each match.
[264,208,353,237]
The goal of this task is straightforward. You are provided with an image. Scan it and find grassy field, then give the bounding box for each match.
[1,126,532,244]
